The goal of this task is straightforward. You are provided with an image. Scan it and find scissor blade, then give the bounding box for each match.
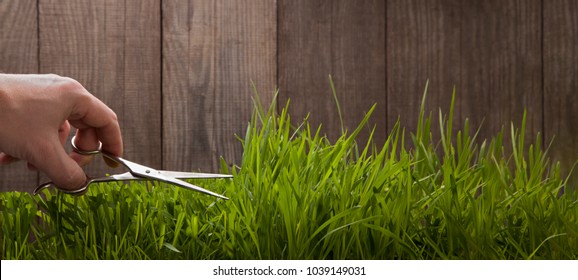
[104,154,229,200]
[92,172,141,182]
[157,170,233,179]
[146,173,229,200]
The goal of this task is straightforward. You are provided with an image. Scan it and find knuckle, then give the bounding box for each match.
[52,75,87,96]
[110,110,119,122]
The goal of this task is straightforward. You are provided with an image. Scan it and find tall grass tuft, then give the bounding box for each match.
[1,84,576,259]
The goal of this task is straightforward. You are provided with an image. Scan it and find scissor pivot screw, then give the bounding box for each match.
[146,170,150,174]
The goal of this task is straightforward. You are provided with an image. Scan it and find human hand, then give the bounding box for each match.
[0,74,123,191]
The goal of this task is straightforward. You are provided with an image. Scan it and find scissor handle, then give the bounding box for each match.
[32,137,108,195]
[33,137,101,195]
[34,175,91,195]
[71,136,102,155]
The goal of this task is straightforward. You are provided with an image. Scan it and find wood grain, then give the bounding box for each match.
[458,0,542,143]
[387,0,461,135]
[162,0,276,172]
[38,0,162,180]
[387,0,542,149]
[278,0,387,144]
[0,0,39,191]
[544,0,578,185]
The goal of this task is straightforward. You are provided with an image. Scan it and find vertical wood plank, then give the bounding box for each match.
[278,0,387,144]
[387,0,542,149]
[214,0,277,166]
[387,0,461,133]
[39,0,161,180]
[458,0,542,142]
[163,0,276,172]
[0,0,39,191]
[0,0,38,74]
[122,0,162,169]
[163,0,212,172]
[278,0,333,136]
[544,0,578,185]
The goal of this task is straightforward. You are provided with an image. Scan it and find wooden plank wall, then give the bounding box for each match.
[1,0,577,191]
[544,0,578,184]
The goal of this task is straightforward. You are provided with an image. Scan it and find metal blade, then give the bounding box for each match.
[143,172,229,200]
[92,172,229,199]
[92,172,142,182]
[99,153,230,200]
[156,170,233,179]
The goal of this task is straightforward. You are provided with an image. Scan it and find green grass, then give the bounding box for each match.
[1,85,577,260]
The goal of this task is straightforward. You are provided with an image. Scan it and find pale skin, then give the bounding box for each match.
[0,74,123,191]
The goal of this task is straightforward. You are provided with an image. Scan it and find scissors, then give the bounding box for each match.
[34,136,231,200]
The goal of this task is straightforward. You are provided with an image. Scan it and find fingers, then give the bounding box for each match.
[71,121,121,168]
[27,136,87,191]
[69,128,98,167]
[61,80,123,168]
[68,93,123,159]
[0,120,70,168]
[59,121,71,147]
[0,152,38,171]
[0,152,37,171]
[27,162,37,171]
[32,121,73,172]
[73,127,100,151]
[0,152,18,165]
[27,121,73,171]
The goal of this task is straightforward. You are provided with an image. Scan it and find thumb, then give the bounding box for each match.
[29,138,87,191]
